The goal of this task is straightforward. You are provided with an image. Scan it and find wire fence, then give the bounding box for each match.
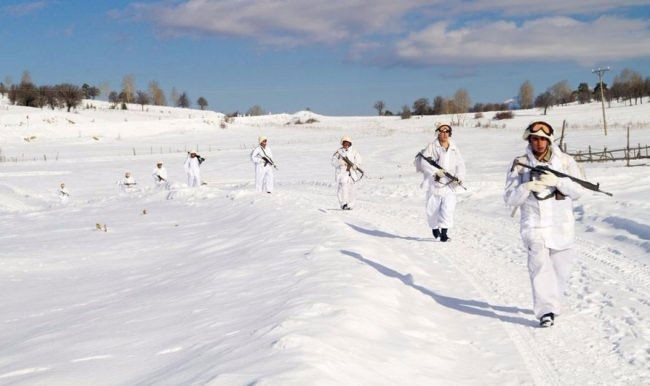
[564,126,650,166]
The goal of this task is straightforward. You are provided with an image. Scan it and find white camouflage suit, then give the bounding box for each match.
[152,165,168,187]
[331,146,362,209]
[184,153,202,187]
[504,144,583,319]
[417,139,466,230]
[250,144,275,193]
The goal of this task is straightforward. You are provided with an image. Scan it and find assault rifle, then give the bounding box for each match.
[514,161,613,196]
[259,146,278,169]
[155,174,167,182]
[261,156,278,169]
[339,153,364,181]
[416,152,466,190]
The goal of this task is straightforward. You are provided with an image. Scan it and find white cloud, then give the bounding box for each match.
[121,0,436,47]
[118,0,650,64]
[394,16,650,65]
[2,1,51,16]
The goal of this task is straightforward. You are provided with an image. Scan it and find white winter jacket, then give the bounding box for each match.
[331,147,362,182]
[251,145,275,169]
[504,145,583,250]
[417,139,466,194]
[184,156,201,176]
[121,176,136,186]
[152,167,168,182]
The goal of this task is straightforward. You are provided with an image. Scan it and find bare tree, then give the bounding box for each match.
[247,105,266,116]
[15,82,39,107]
[99,81,111,100]
[108,91,119,106]
[613,68,644,105]
[452,88,471,113]
[400,105,411,119]
[8,84,18,104]
[56,83,82,112]
[20,70,32,85]
[148,81,167,106]
[518,80,534,109]
[0,82,6,97]
[535,91,555,115]
[169,87,179,107]
[88,86,100,99]
[197,96,208,110]
[38,85,58,109]
[373,100,385,115]
[121,74,135,103]
[135,90,150,111]
[549,80,573,106]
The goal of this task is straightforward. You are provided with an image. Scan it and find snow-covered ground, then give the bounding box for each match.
[1,98,649,385]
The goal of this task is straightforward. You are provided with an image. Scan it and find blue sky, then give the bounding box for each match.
[1,0,650,115]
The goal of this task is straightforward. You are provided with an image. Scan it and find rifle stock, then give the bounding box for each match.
[514,161,613,197]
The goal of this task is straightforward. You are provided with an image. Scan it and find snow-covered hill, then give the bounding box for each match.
[1,99,649,384]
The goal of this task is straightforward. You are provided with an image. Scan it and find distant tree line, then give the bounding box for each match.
[373,68,650,118]
[0,71,210,112]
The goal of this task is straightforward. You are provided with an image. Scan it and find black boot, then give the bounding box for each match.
[432,228,440,239]
[539,312,555,327]
[440,228,449,242]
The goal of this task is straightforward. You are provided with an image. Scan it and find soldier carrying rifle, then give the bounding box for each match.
[504,121,611,328]
[414,124,466,242]
[250,136,276,194]
[331,135,362,210]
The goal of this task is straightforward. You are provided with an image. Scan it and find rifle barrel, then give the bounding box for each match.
[416,152,466,190]
[514,161,612,196]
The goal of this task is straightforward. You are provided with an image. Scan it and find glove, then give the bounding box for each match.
[538,171,558,187]
[435,169,446,178]
[524,181,546,193]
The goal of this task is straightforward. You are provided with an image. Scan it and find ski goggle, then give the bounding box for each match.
[436,125,451,133]
[526,121,554,136]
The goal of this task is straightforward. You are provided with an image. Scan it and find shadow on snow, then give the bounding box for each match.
[346,223,429,242]
[341,250,536,327]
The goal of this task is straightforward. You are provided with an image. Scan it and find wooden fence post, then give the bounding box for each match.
[626,126,630,167]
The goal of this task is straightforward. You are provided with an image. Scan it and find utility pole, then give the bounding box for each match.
[592,67,610,136]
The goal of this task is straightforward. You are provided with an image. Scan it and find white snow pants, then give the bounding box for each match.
[255,165,274,193]
[527,238,576,319]
[336,173,355,208]
[426,192,456,229]
[187,172,201,187]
